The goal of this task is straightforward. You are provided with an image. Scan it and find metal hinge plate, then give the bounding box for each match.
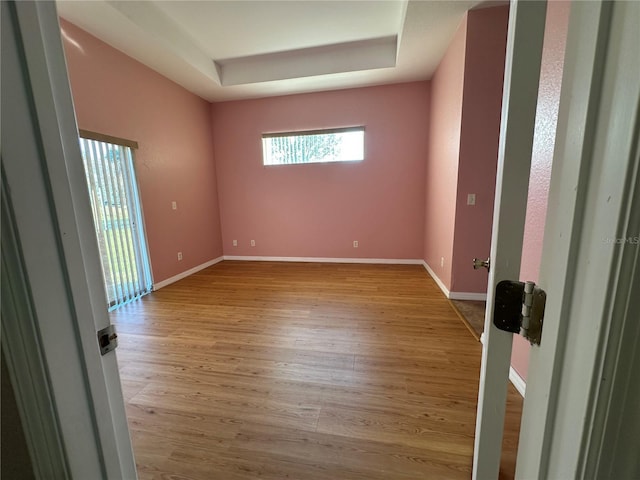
[97,324,118,355]
[493,280,546,345]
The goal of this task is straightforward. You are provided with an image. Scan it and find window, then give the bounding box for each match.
[262,127,364,166]
[79,131,153,310]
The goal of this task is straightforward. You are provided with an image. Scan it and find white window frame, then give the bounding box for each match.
[261,126,365,166]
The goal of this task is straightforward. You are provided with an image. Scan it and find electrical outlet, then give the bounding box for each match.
[353,240,359,248]
[178,252,183,261]
[232,240,238,247]
[440,256,444,267]
[172,201,177,210]
[250,240,256,247]
[467,193,476,206]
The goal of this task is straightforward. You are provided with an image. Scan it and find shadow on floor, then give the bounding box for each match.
[450,300,485,341]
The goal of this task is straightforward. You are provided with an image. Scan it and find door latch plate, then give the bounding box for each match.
[97,325,118,355]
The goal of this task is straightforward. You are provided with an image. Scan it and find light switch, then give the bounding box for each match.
[467,194,476,206]
[172,201,177,210]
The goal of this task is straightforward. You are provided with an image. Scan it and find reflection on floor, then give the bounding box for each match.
[450,300,486,341]
[111,262,523,479]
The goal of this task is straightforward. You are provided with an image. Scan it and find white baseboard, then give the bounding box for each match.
[449,292,487,301]
[154,256,428,290]
[223,255,423,265]
[421,261,487,301]
[422,261,451,297]
[153,256,224,290]
[509,366,526,397]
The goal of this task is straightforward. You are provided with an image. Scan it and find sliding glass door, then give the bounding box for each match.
[79,134,152,310]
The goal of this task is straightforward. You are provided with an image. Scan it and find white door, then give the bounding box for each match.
[474,0,640,478]
[1,1,136,478]
[472,0,548,476]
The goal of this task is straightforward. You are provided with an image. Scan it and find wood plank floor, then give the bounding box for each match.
[111,261,523,479]
[450,300,486,341]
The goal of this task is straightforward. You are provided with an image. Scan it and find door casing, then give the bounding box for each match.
[1,1,136,477]
[475,0,640,478]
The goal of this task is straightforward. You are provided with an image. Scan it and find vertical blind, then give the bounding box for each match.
[262,127,365,165]
[79,136,153,310]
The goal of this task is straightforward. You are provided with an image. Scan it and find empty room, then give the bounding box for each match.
[58,1,525,476]
[9,1,638,480]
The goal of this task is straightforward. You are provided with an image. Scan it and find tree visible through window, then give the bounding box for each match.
[262,127,364,165]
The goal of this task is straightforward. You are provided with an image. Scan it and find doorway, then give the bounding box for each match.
[79,132,153,310]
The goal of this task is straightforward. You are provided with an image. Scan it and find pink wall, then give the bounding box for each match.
[451,6,509,293]
[511,0,572,380]
[212,83,429,259]
[60,20,223,283]
[423,7,509,293]
[423,16,468,286]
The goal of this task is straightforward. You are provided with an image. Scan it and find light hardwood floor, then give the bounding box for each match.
[111,261,523,479]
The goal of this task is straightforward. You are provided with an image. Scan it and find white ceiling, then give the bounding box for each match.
[57,0,481,102]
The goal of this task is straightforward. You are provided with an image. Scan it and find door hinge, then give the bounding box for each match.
[493,280,546,345]
[97,325,118,355]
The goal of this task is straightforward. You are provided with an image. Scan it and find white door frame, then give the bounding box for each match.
[517,0,640,477]
[476,0,640,478]
[1,1,136,478]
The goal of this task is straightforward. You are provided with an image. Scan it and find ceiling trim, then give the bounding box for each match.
[106,0,221,84]
[216,36,397,86]
[57,0,480,102]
